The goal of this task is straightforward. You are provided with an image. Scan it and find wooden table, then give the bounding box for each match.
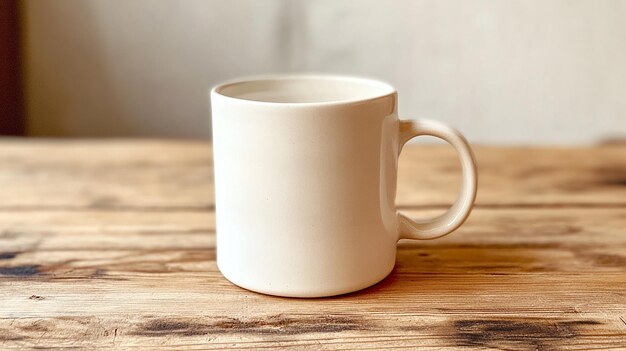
[1,140,625,350]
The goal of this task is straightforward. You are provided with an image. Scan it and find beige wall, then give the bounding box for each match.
[22,0,626,144]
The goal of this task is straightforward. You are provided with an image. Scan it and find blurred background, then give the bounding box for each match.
[1,0,625,144]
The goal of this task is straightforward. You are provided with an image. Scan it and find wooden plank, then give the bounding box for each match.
[0,210,214,251]
[0,141,624,349]
[0,313,623,350]
[1,208,625,349]
[0,140,624,208]
[0,140,214,209]
[398,144,626,207]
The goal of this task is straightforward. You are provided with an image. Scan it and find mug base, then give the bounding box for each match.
[217,261,395,298]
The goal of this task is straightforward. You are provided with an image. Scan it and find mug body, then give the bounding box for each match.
[211,76,400,297]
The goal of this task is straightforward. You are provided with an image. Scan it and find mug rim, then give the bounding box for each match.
[210,74,397,107]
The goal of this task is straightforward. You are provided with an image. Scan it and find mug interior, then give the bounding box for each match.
[214,76,395,104]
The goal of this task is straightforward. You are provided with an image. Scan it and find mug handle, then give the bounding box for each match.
[397,119,478,240]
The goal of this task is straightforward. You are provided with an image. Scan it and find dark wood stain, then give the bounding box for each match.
[29,295,45,300]
[134,315,368,337]
[594,166,626,188]
[454,319,602,349]
[0,265,41,276]
[0,252,18,260]
[0,332,24,342]
[560,165,626,191]
[139,320,200,336]
[19,321,51,333]
[0,249,214,280]
[605,178,626,187]
[0,230,20,239]
[90,268,106,278]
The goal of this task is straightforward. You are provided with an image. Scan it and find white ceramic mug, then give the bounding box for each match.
[211,75,477,297]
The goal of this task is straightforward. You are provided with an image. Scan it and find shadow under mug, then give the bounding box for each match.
[211,75,477,297]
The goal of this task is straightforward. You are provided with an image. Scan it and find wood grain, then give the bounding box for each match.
[0,140,625,350]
